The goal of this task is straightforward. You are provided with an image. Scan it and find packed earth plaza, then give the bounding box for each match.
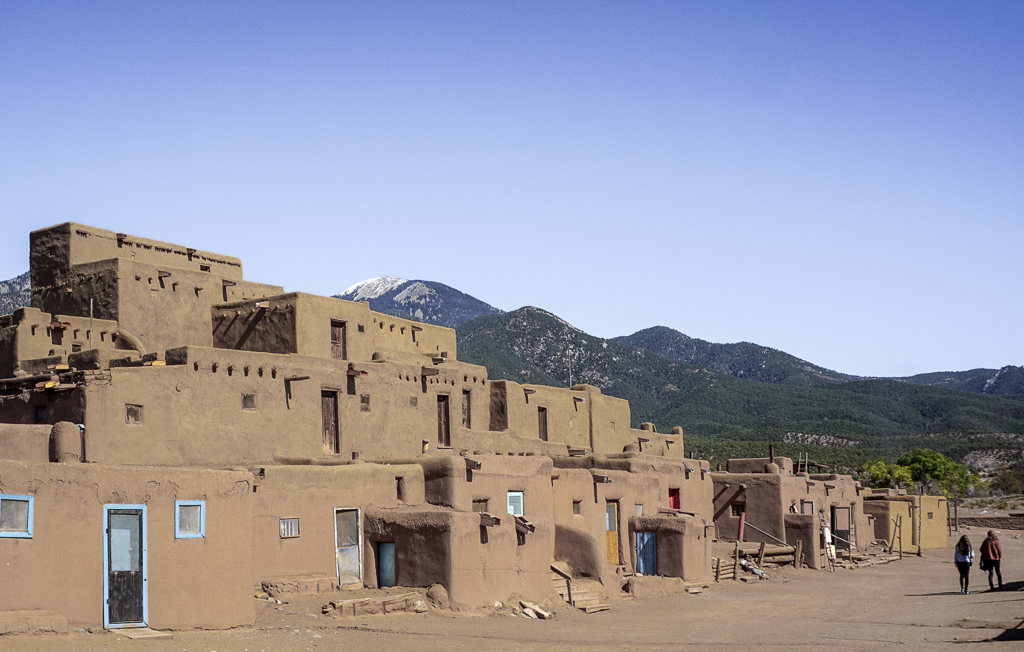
[1,223,1021,649]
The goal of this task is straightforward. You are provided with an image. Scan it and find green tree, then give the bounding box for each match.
[858,460,913,489]
[895,448,976,496]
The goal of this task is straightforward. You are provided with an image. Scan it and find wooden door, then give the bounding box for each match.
[605,501,619,564]
[636,531,656,575]
[335,509,361,585]
[105,507,146,627]
[832,506,851,551]
[437,395,450,447]
[321,391,339,454]
[537,407,548,441]
[668,488,680,510]
[330,320,347,360]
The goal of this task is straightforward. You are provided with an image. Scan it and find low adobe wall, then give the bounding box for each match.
[959,516,1024,530]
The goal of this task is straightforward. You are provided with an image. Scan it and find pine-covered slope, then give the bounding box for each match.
[614,325,852,386]
[0,272,30,315]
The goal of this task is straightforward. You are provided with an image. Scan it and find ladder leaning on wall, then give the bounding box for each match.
[820,511,837,572]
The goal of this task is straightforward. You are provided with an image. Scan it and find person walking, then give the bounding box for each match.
[954,534,974,594]
[980,530,1003,591]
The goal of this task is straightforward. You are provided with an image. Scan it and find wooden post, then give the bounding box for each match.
[737,512,746,542]
[757,541,767,566]
[794,540,803,569]
[733,540,740,581]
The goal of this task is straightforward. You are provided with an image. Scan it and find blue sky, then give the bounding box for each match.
[2,1,1021,377]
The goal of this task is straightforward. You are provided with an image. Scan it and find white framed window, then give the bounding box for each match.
[175,500,205,539]
[280,517,300,538]
[507,491,524,516]
[0,494,34,538]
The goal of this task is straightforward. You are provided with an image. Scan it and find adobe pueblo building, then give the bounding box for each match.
[0,223,725,631]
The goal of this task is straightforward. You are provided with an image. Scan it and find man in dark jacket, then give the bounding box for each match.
[980,530,1003,590]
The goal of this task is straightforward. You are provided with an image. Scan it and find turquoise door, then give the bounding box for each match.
[378,542,396,588]
[636,531,656,576]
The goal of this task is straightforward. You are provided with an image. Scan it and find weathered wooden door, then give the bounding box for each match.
[104,506,146,628]
[636,531,656,575]
[330,320,347,360]
[321,390,339,454]
[606,501,619,564]
[335,508,361,585]
[437,395,450,447]
[537,407,548,441]
[832,506,851,551]
[377,542,396,588]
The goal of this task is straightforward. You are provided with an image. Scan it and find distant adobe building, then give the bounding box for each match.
[0,223,717,631]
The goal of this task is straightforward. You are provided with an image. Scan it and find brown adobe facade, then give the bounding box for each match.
[711,457,872,569]
[861,489,949,552]
[0,222,715,631]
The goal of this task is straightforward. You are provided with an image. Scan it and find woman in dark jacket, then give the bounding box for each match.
[980,530,1003,591]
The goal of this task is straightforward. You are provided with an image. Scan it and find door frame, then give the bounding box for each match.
[102,504,148,629]
[333,507,362,584]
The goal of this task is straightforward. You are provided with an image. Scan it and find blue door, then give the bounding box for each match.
[378,542,396,588]
[636,531,656,576]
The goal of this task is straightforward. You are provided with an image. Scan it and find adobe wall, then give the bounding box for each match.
[212,293,458,364]
[0,459,253,630]
[76,346,504,466]
[712,473,785,543]
[0,381,85,429]
[783,474,870,550]
[30,222,246,289]
[0,307,120,377]
[0,424,53,462]
[727,457,794,474]
[630,514,712,583]
[419,454,553,512]
[863,495,948,550]
[250,462,425,585]
[784,513,820,569]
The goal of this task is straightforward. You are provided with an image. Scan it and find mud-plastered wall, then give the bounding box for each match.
[251,463,424,586]
[711,473,785,543]
[781,474,869,550]
[0,307,120,377]
[0,460,253,629]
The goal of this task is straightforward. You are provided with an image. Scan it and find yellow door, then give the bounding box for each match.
[606,502,619,564]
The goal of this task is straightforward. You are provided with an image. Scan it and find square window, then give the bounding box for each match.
[731,504,745,517]
[175,500,205,538]
[241,393,257,410]
[472,499,489,513]
[280,517,300,538]
[572,501,581,515]
[634,504,643,516]
[927,512,934,519]
[125,404,143,424]
[0,494,34,538]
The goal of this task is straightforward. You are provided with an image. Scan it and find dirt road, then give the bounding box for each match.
[7,531,1024,651]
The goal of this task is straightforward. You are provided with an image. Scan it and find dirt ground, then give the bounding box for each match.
[7,528,1024,651]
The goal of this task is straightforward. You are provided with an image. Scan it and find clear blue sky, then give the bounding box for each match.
[2,1,1021,377]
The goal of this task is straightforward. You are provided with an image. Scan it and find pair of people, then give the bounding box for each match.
[954,531,1003,594]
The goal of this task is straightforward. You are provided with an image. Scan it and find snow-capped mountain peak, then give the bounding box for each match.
[339,276,409,301]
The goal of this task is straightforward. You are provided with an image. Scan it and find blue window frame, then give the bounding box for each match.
[0,494,34,538]
[174,500,205,539]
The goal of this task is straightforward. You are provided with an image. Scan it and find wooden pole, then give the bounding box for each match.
[794,540,803,569]
[733,540,740,581]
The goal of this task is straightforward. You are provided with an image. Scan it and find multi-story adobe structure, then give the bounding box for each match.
[0,223,715,631]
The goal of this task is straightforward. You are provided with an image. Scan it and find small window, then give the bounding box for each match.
[280,517,300,538]
[927,512,934,519]
[472,499,489,513]
[175,500,205,538]
[34,406,47,424]
[200,264,211,272]
[634,504,643,517]
[396,477,405,502]
[572,501,581,515]
[731,504,745,517]
[507,491,524,516]
[0,494,33,538]
[241,393,257,410]
[360,395,370,412]
[409,396,418,407]
[125,404,143,424]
